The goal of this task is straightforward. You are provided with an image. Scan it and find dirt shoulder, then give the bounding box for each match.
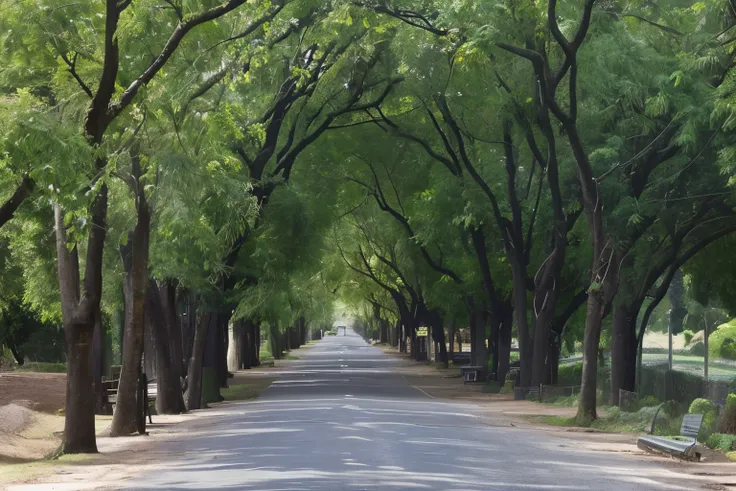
[0,342,319,490]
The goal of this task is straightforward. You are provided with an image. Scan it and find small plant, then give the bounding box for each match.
[689,398,719,440]
[706,433,736,452]
[719,394,736,434]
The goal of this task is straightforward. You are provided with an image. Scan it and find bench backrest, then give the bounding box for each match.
[681,413,703,439]
[110,365,122,381]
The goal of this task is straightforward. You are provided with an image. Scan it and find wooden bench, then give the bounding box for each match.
[637,413,703,461]
[104,366,155,425]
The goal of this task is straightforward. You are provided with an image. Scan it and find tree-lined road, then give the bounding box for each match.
[123,330,708,491]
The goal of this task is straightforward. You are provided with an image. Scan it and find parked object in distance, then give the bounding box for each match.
[337,325,347,335]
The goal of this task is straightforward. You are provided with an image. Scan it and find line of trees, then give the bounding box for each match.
[2,0,736,453]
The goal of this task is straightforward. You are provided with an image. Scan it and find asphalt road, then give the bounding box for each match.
[124,328,709,491]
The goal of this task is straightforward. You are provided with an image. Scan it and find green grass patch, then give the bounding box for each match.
[259,347,275,364]
[15,362,67,373]
[707,433,736,452]
[220,384,264,401]
[283,353,300,360]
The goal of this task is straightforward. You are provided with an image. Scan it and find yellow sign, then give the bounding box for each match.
[416,327,428,337]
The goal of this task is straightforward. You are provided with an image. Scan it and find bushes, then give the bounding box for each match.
[719,394,736,434]
[557,362,582,386]
[722,338,736,360]
[707,433,736,452]
[689,398,719,440]
[709,319,736,359]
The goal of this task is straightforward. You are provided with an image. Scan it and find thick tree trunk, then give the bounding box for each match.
[161,282,186,392]
[497,305,513,383]
[8,344,23,365]
[250,321,260,367]
[186,311,211,410]
[510,258,532,387]
[147,280,186,415]
[610,304,639,406]
[92,313,106,414]
[578,291,608,421]
[471,308,488,375]
[448,318,455,358]
[62,323,98,452]
[269,324,281,360]
[545,334,560,385]
[489,314,500,379]
[217,314,229,388]
[231,320,245,370]
[380,319,389,344]
[56,186,108,453]
[111,190,150,437]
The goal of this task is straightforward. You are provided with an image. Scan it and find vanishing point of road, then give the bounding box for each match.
[124,328,712,491]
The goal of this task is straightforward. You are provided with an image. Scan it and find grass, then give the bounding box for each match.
[221,377,275,402]
[15,362,67,373]
[533,404,683,435]
[220,384,262,401]
[0,453,95,483]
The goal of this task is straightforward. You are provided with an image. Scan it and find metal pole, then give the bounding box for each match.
[668,318,673,371]
[704,313,709,381]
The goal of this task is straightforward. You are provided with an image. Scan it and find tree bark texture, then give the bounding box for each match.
[111,188,150,437]
[186,311,211,410]
[55,183,108,453]
[610,303,639,406]
[147,280,186,414]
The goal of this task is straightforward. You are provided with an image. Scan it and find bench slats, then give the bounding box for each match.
[681,414,703,439]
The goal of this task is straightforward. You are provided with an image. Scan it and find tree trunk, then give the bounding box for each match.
[217,314,229,388]
[489,313,499,379]
[62,323,98,452]
[577,292,607,422]
[92,313,105,414]
[610,304,639,406]
[250,321,260,367]
[269,324,281,360]
[545,334,560,385]
[448,318,455,358]
[471,308,488,375]
[510,258,532,387]
[147,280,185,415]
[55,184,108,453]
[110,183,150,437]
[161,281,186,392]
[186,311,211,410]
[668,269,687,335]
[497,304,513,383]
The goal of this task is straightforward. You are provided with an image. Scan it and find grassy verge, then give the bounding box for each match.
[221,378,274,401]
[530,404,682,434]
[15,362,67,373]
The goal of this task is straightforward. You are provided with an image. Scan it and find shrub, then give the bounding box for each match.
[557,362,582,386]
[635,395,661,411]
[722,338,736,360]
[719,394,736,434]
[683,330,695,346]
[706,433,736,452]
[709,320,736,359]
[689,398,719,440]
